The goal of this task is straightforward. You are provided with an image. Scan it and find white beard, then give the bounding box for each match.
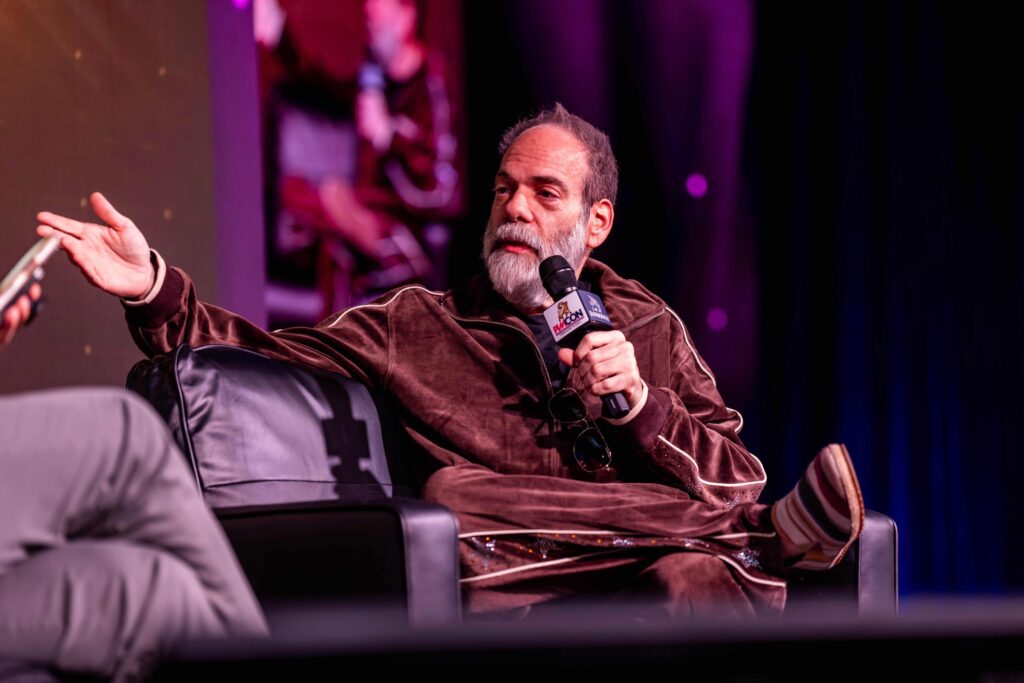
[482,214,589,311]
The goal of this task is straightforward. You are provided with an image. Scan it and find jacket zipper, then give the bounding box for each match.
[444,304,666,475]
[445,311,564,473]
[443,311,554,396]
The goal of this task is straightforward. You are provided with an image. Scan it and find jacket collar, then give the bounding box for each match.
[441,258,666,331]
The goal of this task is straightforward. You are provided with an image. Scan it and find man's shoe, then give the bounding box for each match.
[771,443,864,570]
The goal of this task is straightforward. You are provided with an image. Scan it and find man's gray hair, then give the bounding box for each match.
[498,103,619,210]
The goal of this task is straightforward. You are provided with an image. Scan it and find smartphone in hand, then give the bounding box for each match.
[0,236,60,319]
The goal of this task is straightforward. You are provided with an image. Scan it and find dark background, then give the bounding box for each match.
[458,0,1023,599]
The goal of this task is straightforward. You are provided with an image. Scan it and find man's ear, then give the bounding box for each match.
[585,198,614,250]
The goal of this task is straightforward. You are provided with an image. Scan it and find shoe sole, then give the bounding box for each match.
[824,443,864,569]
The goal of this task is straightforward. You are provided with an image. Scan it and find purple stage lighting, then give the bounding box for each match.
[686,172,708,198]
[707,307,728,332]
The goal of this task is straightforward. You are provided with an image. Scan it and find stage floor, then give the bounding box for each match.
[156,596,1024,680]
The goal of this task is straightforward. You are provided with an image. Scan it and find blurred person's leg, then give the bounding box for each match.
[0,388,266,679]
[0,541,223,680]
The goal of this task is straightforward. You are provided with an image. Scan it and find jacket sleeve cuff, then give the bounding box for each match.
[121,250,166,306]
[121,253,185,328]
[603,385,673,452]
[604,382,649,426]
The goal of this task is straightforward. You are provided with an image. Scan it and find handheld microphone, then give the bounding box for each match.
[0,235,60,320]
[539,255,631,419]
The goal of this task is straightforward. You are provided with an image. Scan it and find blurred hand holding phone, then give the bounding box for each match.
[0,236,60,341]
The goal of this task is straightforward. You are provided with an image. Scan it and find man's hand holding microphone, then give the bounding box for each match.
[541,256,646,418]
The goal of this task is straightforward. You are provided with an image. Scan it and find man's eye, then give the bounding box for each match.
[493,186,510,196]
[538,189,558,199]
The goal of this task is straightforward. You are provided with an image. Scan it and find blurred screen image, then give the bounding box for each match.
[255,0,464,327]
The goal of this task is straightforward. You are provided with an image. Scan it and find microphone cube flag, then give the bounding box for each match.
[543,290,612,347]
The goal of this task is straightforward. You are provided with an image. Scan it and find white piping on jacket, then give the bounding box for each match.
[459,549,630,584]
[460,547,786,589]
[666,307,745,434]
[459,529,623,540]
[658,435,767,489]
[658,308,765,489]
[709,531,777,540]
[461,528,777,541]
[324,285,442,328]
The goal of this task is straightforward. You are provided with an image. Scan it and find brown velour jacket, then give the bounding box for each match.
[126,257,766,507]
[125,257,786,613]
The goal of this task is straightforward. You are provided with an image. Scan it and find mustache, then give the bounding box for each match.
[484,222,546,256]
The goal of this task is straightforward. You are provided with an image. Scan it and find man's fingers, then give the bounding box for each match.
[46,230,81,259]
[571,331,628,366]
[583,330,625,345]
[62,241,98,278]
[589,374,632,397]
[580,355,631,385]
[586,339,633,366]
[36,212,85,237]
[37,225,74,249]
[592,356,627,381]
[557,348,574,367]
[89,192,131,230]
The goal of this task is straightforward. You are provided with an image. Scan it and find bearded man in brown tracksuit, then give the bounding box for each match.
[37,104,864,621]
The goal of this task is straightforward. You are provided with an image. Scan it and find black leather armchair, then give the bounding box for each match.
[127,344,461,628]
[127,344,898,622]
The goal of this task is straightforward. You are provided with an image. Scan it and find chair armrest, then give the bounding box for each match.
[216,498,461,628]
[785,508,898,615]
[857,509,898,615]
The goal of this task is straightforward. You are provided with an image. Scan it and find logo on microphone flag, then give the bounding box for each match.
[545,291,590,341]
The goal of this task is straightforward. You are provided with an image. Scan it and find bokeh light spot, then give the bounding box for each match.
[686,172,708,198]
[707,307,728,331]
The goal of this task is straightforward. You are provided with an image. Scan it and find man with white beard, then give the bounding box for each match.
[36,103,863,619]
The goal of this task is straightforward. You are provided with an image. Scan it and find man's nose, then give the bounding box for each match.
[504,188,533,223]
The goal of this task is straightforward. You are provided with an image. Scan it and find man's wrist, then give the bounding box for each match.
[605,381,648,426]
[122,251,166,306]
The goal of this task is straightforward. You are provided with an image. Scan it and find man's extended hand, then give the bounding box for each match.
[36,192,154,300]
[557,330,645,408]
[0,283,42,349]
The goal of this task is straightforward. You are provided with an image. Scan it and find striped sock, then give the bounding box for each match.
[771,443,864,570]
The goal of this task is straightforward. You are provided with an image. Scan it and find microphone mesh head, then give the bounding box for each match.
[539,255,578,298]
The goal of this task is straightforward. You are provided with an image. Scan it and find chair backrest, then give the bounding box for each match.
[127,344,419,508]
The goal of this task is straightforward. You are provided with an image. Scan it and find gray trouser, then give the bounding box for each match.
[0,388,267,681]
